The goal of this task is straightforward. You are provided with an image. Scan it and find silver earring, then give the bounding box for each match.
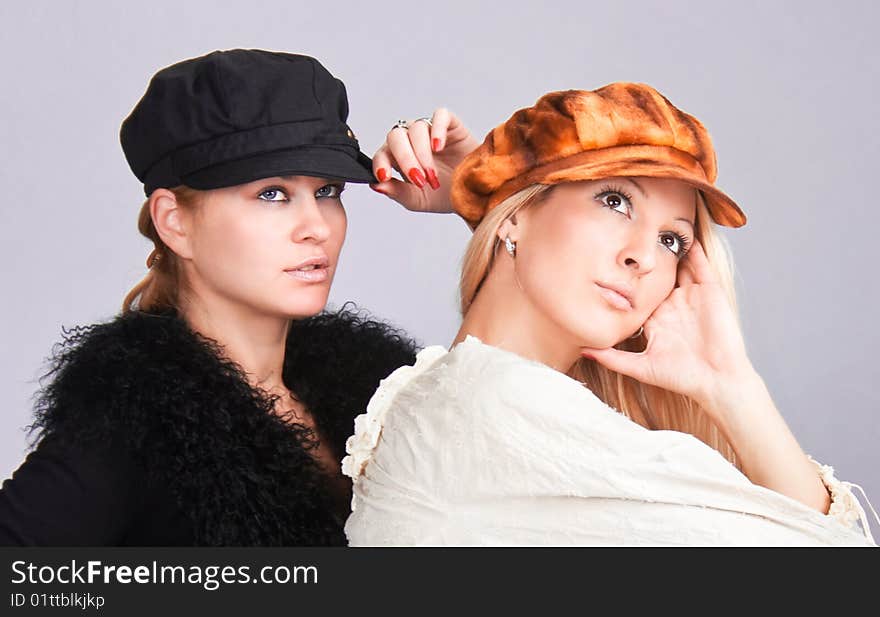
[629,326,644,339]
[504,236,517,257]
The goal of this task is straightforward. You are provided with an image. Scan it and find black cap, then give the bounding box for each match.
[120,49,375,195]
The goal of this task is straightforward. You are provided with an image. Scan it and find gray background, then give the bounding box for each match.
[1,1,877,537]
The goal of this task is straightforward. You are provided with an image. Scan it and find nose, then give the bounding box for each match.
[291,195,332,244]
[618,229,657,274]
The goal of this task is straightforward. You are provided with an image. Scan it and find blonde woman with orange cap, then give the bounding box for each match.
[344,84,878,546]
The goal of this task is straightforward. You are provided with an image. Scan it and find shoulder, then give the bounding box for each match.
[30,310,231,444]
[286,303,418,372]
[283,303,419,451]
[377,337,629,444]
[40,310,201,381]
[284,303,418,395]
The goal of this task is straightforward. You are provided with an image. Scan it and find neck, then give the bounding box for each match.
[453,259,582,373]
[179,289,291,395]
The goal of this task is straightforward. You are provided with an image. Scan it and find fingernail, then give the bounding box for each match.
[432,138,441,152]
[376,168,388,183]
[426,169,440,190]
[370,184,388,194]
[408,168,426,188]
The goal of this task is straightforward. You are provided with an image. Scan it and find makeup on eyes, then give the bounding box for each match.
[258,186,289,202]
[593,185,693,258]
[595,184,634,215]
[316,183,346,199]
[256,182,346,203]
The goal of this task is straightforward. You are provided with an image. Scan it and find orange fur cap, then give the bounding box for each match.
[450,83,746,229]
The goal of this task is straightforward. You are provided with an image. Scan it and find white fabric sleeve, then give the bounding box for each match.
[806,455,878,543]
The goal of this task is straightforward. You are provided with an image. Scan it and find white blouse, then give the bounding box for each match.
[343,337,876,546]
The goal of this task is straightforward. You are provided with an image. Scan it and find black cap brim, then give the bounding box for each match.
[181,145,375,190]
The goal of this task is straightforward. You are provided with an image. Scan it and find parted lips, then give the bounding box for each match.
[450,83,746,229]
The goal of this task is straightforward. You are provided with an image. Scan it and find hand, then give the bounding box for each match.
[580,241,759,422]
[370,108,480,214]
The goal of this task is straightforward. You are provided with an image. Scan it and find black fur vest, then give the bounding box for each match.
[29,305,418,546]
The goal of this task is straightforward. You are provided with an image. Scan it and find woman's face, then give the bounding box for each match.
[509,177,697,349]
[182,175,347,320]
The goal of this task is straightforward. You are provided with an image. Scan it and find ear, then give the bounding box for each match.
[496,213,520,244]
[149,189,194,260]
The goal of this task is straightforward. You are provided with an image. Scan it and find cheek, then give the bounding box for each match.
[521,209,611,280]
[514,213,610,330]
[640,270,678,316]
[326,206,347,259]
[191,215,252,264]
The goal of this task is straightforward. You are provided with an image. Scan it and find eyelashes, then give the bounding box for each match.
[662,231,692,257]
[593,184,692,258]
[257,183,345,203]
[315,183,345,199]
[595,184,634,213]
[258,186,288,202]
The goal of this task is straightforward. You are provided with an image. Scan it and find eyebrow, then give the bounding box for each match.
[623,177,695,230]
[624,177,648,198]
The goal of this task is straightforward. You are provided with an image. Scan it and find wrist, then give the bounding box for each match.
[696,367,769,431]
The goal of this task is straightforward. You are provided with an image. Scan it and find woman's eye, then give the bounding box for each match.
[659,233,686,257]
[316,184,344,199]
[258,188,287,202]
[596,191,631,216]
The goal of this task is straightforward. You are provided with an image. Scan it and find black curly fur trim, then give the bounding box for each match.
[29,305,418,546]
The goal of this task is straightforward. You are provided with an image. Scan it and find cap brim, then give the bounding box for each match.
[544,160,746,227]
[542,160,746,228]
[181,145,375,189]
[484,150,747,228]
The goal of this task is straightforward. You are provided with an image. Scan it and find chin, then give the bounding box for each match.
[271,291,330,319]
[284,301,329,319]
[553,311,620,349]
[581,335,623,350]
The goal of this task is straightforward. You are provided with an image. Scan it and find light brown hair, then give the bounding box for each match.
[459,183,740,467]
[121,187,203,313]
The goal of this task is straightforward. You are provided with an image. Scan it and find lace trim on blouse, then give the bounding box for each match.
[341,345,448,508]
[806,455,879,543]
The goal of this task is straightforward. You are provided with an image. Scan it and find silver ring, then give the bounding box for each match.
[391,119,409,130]
[413,117,433,127]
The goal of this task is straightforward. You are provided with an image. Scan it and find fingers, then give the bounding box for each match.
[372,107,460,192]
[405,119,440,189]
[580,345,648,383]
[372,144,395,183]
[371,145,418,206]
[381,122,440,190]
[676,260,695,287]
[369,177,425,210]
[385,126,425,188]
[430,108,451,152]
[682,240,716,285]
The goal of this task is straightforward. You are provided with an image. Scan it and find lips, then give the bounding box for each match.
[595,281,635,311]
[284,255,330,283]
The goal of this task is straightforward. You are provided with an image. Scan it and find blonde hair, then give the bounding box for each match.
[459,183,740,467]
[122,187,203,313]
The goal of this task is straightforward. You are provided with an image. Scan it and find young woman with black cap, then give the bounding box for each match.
[0,49,475,546]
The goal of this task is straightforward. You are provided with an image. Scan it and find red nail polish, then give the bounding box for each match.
[426,169,440,190]
[376,168,388,183]
[408,168,426,188]
[432,138,441,152]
